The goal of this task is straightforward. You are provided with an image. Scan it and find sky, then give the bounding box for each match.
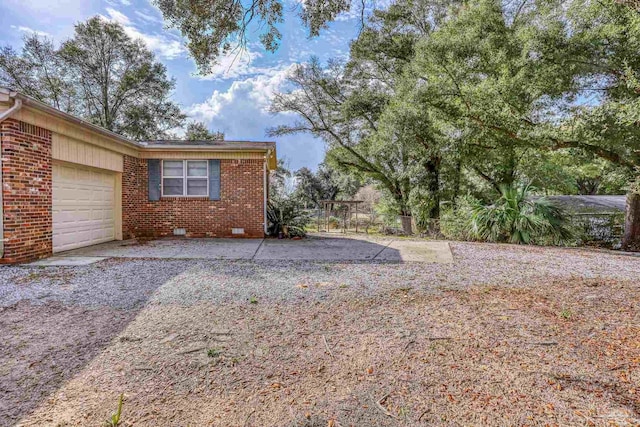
[0,0,368,171]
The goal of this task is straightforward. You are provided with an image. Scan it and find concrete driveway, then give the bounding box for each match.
[34,234,453,264]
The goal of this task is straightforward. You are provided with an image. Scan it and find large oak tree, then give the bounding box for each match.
[0,17,186,140]
[271,0,640,243]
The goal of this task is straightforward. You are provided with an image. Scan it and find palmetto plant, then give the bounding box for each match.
[266,197,310,238]
[470,183,573,245]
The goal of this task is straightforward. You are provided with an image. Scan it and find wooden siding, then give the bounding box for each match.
[53,133,123,172]
[1,103,277,169]
[10,106,139,157]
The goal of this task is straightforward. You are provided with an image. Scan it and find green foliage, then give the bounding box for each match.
[184,121,224,141]
[516,151,633,196]
[270,0,640,244]
[440,196,480,241]
[629,170,640,196]
[0,18,186,140]
[104,393,124,427]
[207,348,223,358]
[0,35,76,113]
[470,184,573,245]
[410,182,440,233]
[269,159,293,199]
[560,308,572,320]
[374,195,402,227]
[266,197,311,238]
[268,55,430,234]
[153,0,358,74]
[293,162,361,208]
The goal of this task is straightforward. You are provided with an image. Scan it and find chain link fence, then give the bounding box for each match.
[311,208,394,234]
[568,212,625,248]
[311,208,625,248]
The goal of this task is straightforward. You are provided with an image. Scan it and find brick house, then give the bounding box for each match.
[0,88,277,264]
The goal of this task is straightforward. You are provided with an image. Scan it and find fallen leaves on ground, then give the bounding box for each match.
[7,275,639,426]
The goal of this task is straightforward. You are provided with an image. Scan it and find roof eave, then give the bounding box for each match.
[3,89,141,150]
[1,88,278,169]
[141,144,275,152]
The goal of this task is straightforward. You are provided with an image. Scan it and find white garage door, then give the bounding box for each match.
[53,162,115,252]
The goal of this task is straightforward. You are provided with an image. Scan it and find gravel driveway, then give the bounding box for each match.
[1,242,639,426]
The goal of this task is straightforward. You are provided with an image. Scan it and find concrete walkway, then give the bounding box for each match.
[33,234,453,264]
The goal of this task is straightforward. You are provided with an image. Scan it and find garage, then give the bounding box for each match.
[1,87,273,264]
[52,162,116,252]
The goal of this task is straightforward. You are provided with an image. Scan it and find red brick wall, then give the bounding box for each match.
[123,156,265,239]
[0,119,52,263]
[0,117,265,262]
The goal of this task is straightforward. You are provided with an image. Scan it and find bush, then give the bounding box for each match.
[469,183,573,245]
[440,196,479,241]
[327,215,341,229]
[267,197,310,238]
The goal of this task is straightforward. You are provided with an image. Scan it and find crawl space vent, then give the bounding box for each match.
[173,228,186,236]
[231,228,245,235]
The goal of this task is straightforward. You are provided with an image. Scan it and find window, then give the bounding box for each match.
[162,160,208,197]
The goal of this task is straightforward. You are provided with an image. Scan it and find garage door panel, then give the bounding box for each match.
[53,163,116,252]
[54,209,92,224]
[92,210,107,221]
[56,220,112,232]
[96,192,114,204]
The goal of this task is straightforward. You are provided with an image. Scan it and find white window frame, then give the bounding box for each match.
[161,160,209,197]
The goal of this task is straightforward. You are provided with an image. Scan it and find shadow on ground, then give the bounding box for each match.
[5,241,639,425]
[0,237,402,425]
[0,301,138,424]
[0,258,197,425]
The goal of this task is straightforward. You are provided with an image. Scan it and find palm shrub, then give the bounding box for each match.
[267,197,310,238]
[470,183,573,245]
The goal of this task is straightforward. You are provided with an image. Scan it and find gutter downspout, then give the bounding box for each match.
[263,154,268,235]
[0,97,23,258]
[0,98,22,122]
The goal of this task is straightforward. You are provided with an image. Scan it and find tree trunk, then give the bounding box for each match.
[622,192,640,251]
[400,214,413,235]
[394,187,413,235]
[452,159,461,208]
[426,158,441,234]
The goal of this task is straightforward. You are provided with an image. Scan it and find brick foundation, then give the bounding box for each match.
[0,119,52,263]
[123,156,265,239]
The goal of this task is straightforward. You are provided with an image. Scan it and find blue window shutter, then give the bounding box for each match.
[148,159,161,201]
[209,159,221,200]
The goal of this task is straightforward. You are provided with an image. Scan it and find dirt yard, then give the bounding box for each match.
[1,242,639,426]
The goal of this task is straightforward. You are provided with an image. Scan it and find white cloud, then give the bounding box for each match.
[102,8,185,60]
[285,24,349,64]
[188,64,295,119]
[4,0,92,20]
[134,10,162,23]
[104,7,130,25]
[186,64,326,169]
[196,47,269,81]
[10,25,50,37]
[288,48,315,63]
